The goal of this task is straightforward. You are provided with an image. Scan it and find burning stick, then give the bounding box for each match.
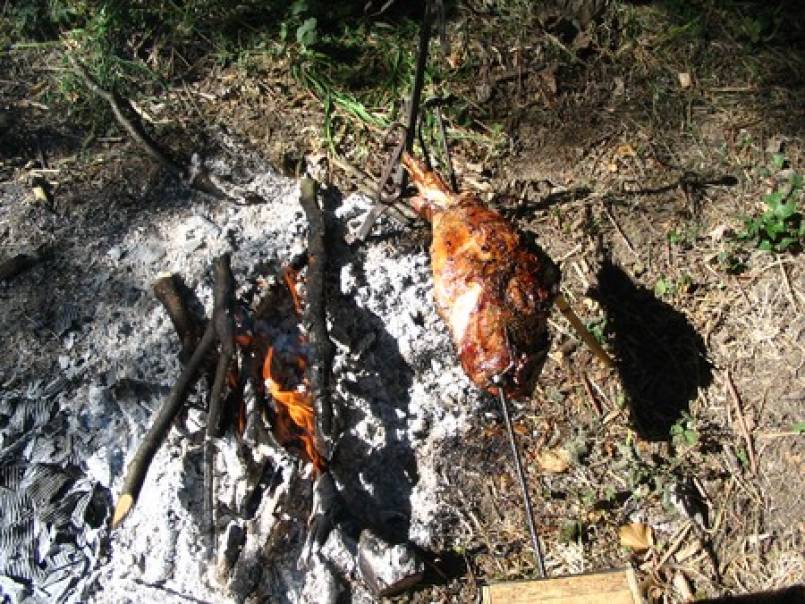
[298,178,334,462]
[112,254,235,528]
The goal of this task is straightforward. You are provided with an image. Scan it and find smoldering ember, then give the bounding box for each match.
[0,139,489,603]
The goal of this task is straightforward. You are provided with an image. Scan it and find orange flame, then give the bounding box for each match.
[263,346,326,472]
[283,267,304,317]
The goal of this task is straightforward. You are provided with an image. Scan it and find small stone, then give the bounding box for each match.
[678,72,692,89]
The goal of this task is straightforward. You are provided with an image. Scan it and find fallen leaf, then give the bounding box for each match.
[537,448,571,473]
[619,522,654,551]
[614,143,636,158]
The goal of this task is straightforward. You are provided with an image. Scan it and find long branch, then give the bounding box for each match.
[112,255,233,528]
[299,179,334,464]
[67,54,184,178]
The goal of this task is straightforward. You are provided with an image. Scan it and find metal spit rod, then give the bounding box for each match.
[497,387,547,578]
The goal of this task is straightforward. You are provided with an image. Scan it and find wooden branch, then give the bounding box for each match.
[204,254,236,557]
[152,274,204,365]
[67,54,184,178]
[112,255,233,528]
[299,179,334,464]
[67,53,227,199]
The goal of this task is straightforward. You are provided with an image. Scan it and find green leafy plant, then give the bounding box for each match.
[670,412,699,447]
[740,172,804,253]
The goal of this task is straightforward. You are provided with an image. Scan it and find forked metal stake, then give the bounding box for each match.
[495,382,547,578]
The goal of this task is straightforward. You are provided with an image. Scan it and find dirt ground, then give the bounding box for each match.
[2,1,803,602]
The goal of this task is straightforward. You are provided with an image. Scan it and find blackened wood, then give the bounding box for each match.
[298,179,334,463]
[204,254,236,557]
[112,255,233,528]
[152,274,204,365]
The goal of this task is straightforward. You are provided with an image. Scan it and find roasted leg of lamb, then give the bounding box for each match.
[401,153,560,400]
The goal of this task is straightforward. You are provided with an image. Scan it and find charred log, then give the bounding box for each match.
[298,179,335,463]
[152,274,206,365]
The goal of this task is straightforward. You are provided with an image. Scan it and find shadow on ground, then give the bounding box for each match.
[592,257,712,441]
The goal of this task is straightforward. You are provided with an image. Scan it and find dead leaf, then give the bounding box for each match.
[619,522,654,552]
[537,448,571,473]
[614,144,636,159]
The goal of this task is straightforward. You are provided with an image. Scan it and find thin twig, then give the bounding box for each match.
[579,371,603,417]
[657,521,693,569]
[554,294,616,369]
[778,261,800,312]
[725,370,757,475]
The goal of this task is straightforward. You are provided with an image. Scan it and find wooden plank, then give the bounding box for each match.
[482,568,642,604]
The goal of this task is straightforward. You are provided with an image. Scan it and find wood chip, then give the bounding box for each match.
[619,523,653,552]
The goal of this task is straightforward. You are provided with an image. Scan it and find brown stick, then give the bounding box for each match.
[298,179,334,463]
[67,54,184,178]
[554,294,615,369]
[204,254,236,556]
[112,255,233,528]
[152,274,204,365]
[67,53,227,199]
[725,369,757,475]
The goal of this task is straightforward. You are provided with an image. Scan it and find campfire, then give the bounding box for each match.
[99,176,444,602]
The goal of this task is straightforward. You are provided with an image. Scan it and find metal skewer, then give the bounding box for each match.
[496,385,547,578]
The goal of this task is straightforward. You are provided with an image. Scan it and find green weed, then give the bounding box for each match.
[670,412,699,447]
[739,169,804,253]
